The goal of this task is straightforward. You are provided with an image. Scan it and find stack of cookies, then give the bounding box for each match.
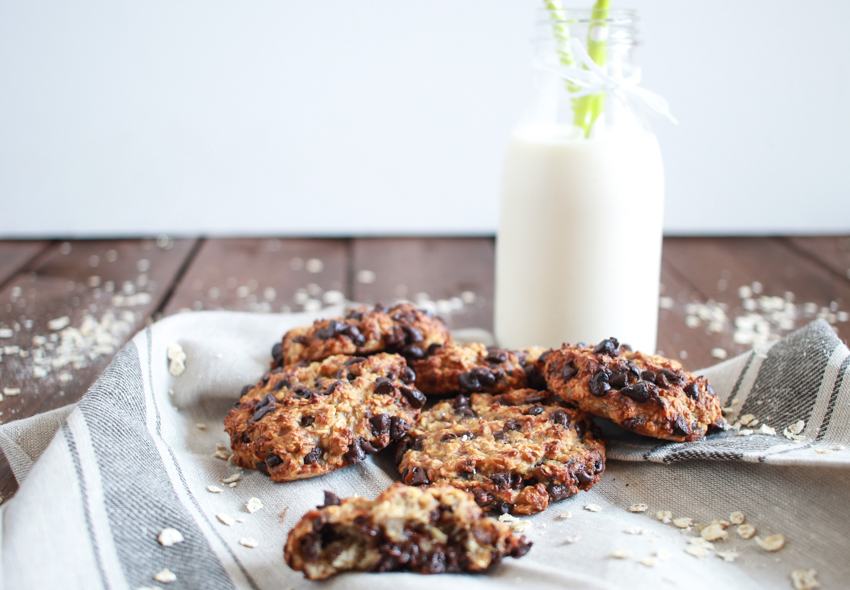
[223,303,724,579]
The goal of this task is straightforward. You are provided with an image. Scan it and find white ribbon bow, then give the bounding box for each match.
[536,38,678,124]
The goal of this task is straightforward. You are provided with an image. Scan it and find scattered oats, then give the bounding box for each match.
[58,372,73,383]
[737,524,756,539]
[356,270,376,284]
[154,569,176,583]
[511,521,532,533]
[838,311,849,322]
[305,259,324,274]
[758,424,776,435]
[33,367,48,378]
[814,448,832,455]
[791,569,821,590]
[322,290,345,305]
[3,387,20,396]
[739,285,752,299]
[716,549,739,562]
[673,517,693,529]
[220,473,241,484]
[656,510,673,524]
[656,550,672,560]
[245,498,263,513]
[749,419,759,427]
[166,343,186,376]
[789,420,805,435]
[639,556,659,567]
[737,429,753,436]
[556,510,572,520]
[738,414,755,426]
[711,348,728,360]
[624,527,649,535]
[48,316,71,331]
[629,503,648,513]
[584,504,602,512]
[722,406,735,415]
[0,329,13,338]
[206,486,223,493]
[137,259,151,272]
[235,517,245,523]
[702,524,728,542]
[685,545,709,559]
[239,538,259,548]
[834,445,845,451]
[498,514,519,523]
[658,296,674,310]
[611,549,630,559]
[216,513,235,526]
[561,535,580,545]
[196,423,207,430]
[216,443,228,451]
[730,511,746,525]
[755,534,785,551]
[157,528,185,547]
[213,450,230,461]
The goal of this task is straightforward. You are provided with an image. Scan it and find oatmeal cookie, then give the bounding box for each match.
[411,344,552,396]
[396,389,605,515]
[284,483,531,580]
[274,302,452,368]
[544,337,724,442]
[225,353,425,481]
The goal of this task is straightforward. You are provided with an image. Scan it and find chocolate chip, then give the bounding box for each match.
[561,362,578,381]
[609,372,628,389]
[574,419,586,438]
[322,490,341,507]
[640,370,657,384]
[458,372,480,391]
[400,367,416,384]
[493,432,505,441]
[492,502,511,515]
[240,384,253,397]
[621,382,653,403]
[408,466,430,485]
[547,484,570,502]
[684,381,701,401]
[485,348,509,364]
[658,368,682,387]
[427,552,446,574]
[303,447,322,464]
[399,386,426,408]
[274,377,290,391]
[390,416,409,441]
[625,361,642,378]
[344,356,367,366]
[316,319,342,340]
[410,434,424,451]
[593,458,604,473]
[456,407,476,418]
[324,380,343,396]
[256,461,269,475]
[490,471,520,490]
[345,440,366,464]
[593,337,620,356]
[359,438,379,454]
[373,377,396,395]
[472,367,496,387]
[621,417,644,430]
[252,395,277,421]
[341,324,366,346]
[301,415,315,427]
[575,469,594,484]
[589,371,611,396]
[551,409,569,427]
[504,418,522,432]
[426,343,443,355]
[706,383,716,396]
[672,416,691,437]
[291,386,313,400]
[385,326,406,349]
[453,394,470,409]
[441,433,457,442]
[373,303,385,312]
[473,490,493,507]
[526,404,544,416]
[370,413,390,436]
[271,342,283,361]
[345,310,364,321]
[261,374,271,385]
[267,453,283,468]
[401,344,425,360]
[402,325,424,344]
[394,441,410,464]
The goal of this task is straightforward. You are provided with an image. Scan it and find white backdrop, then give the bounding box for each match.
[1,1,848,237]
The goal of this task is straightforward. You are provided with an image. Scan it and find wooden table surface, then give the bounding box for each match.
[0,236,848,501]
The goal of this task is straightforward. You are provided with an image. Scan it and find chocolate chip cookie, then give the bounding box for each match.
[410,343,552,396]
[274,302,452,368]
[225,353,425,481]
[545,337,724,442]
[284,483,532,580]
[396,389,606,515]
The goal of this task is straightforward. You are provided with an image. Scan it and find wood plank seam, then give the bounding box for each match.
[0,240,58,293]
[152,237,205,316]
[776,237,850,284]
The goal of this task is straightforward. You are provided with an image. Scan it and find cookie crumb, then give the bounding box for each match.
[730,511,745,525]
[737,524,756,539]
[207,485,223,493]
[245,497,263,514]
[629,503,648,513]
[220,473,241,484]
[216,513,235,526]
[673,517,693,529]
[689,537,715,550]
[791,569,820,590]
[611,549,630,559]
[758,424,776,435]
[755,534,785,552]
[157,528,185,547]
[584,504,602,513]
[239,538,259,548]
[716,549,739,562]
[656,510,673,524]
[738,414,755,426]
[556,510,572,520]
[788,420,805,435]
[167,343,187,376]
[213,450,231,461]
[702,524,728,542]
[153,569,176,583]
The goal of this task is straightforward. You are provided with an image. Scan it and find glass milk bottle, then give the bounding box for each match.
[495,9,665,352]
